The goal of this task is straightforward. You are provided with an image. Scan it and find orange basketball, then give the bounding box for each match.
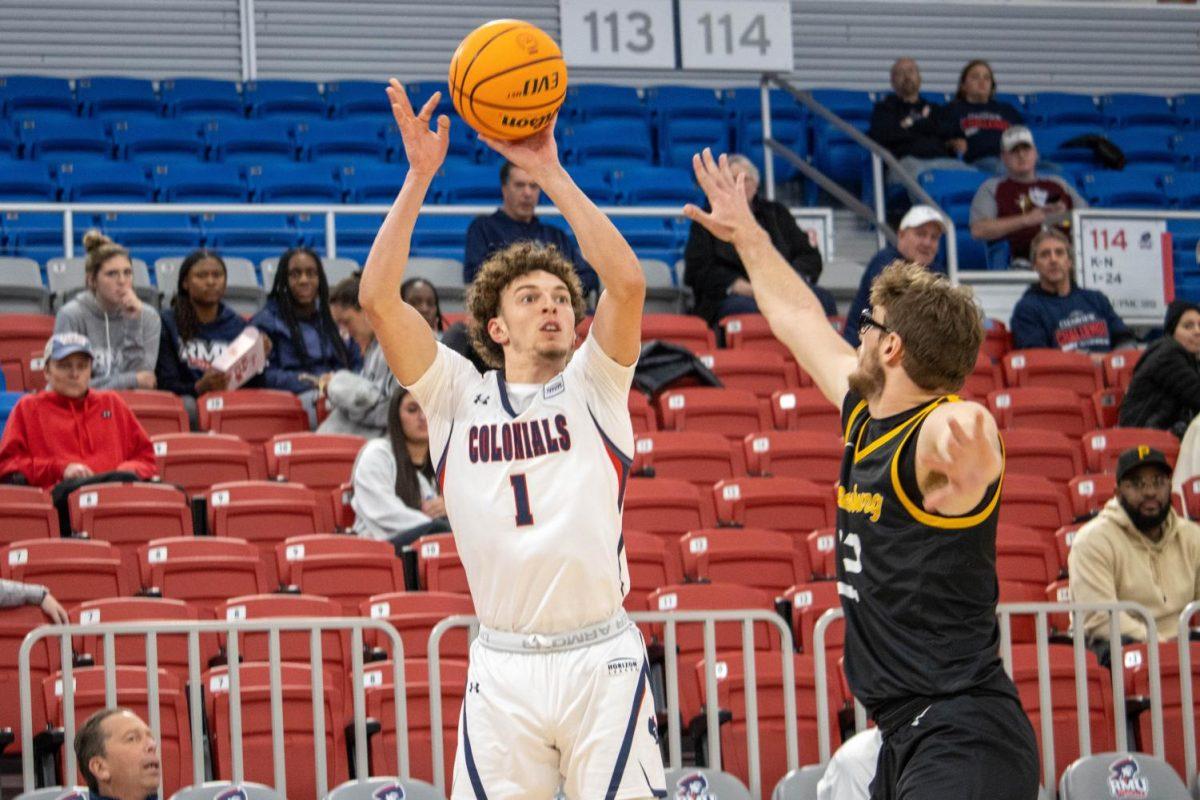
[449,19,567,141]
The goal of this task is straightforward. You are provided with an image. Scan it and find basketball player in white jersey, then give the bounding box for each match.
[360,80,666,800]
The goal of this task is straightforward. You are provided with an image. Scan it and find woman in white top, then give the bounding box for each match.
[350,385,449,551]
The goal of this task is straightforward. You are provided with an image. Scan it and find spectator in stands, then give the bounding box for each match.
[251,247,362,426]
[844,205,946,348]
[1120,300,1200,437]
[0,579,68,623]
[938,59,1024,169]
[969,125,1086,266]
[1068,446,1200,663]
[349,386,449,553]
[75,707,160,800]
[317,273,396,437]
[869,58,965,180]
[1009,229,1133,353]
[0,334,157,535]
[54,231,159,390]
[406,277,487,373]
[463,161,599,294]
[684,154,832,326]
[156,249,266,426]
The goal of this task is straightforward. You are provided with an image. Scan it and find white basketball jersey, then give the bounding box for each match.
[405,334,636,635]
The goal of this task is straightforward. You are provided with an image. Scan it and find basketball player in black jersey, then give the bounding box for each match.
[685,149,1039,800]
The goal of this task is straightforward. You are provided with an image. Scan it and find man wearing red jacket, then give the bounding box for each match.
[0,333,157,534]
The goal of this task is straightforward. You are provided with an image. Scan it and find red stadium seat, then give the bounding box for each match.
[0,314,53,390]
[981,318,1012,362]
[640,314,716,354]
[996,534,1060,593]
[1002,349,1103,396]
[1089,388,1124,429]
[68,597,211,685]
[68,482,192,571]
[1182,475,1200,519]
[658,387,771,440]
[1103,349,1142,389]
[769,388,840,432]
[151,432,259,495]
[198,389,309,474]
[1044,578,1072,636]
[632,431,744,488]
[43,666,192,798]
[1000,429,1084,487]
[205,481,322,581]
[713,477,835,537]
[1052,525,1084,574]
[138,536,272,616]
[265,432,365,531]
[23,348,46,392]
[680,528,809,595]
[1068,473,1115,519]
[998,475,1073,538]
[362,591,474,661]
[988,388,1096,438]
[363,658,466,786]
[805,528,837,581]
[205,662,348,799]
[645,583,782,725]
[1081,428,1179,474]
[214,593,348,686]
[414,533,468,594]
[741,430,843,483]
[628,391,657,434]
[1,538,132,606]
[621,529,685,612]
[962,351,1002,399]
[274,534,404,613]
[696,350,796,398]
[0,485,57,544]
[0,605,59,755]
[720,314,791,361]
[1124,641,1200,778]
[997,580,1046,644]
[782,581,844,656]
[331,483,354,531]
[112,390,189,436]
[622,478,717,542]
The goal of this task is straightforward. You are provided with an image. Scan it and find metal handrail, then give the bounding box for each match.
[1179,601,1199,791]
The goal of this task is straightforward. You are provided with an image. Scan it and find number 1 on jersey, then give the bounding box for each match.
[510,474,534,526]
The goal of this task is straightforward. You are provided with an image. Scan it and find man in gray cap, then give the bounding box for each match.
[969,125,1087,267]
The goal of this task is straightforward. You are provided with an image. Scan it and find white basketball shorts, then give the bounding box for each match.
[450,612,667,799]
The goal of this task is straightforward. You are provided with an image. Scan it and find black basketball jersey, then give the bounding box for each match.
[835,391,1017,717]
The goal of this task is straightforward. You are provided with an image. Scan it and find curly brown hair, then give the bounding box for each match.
[466,241,587,369]
[868,260,983,392]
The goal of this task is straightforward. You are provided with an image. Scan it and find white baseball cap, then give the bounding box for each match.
[1001,125,1035,153]
[898,205,945,231]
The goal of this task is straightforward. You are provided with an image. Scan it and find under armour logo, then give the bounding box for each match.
[468,682,480,693]
[473,394,489,405]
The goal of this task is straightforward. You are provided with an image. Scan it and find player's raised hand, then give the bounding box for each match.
[683,148,759,244]
[478,116,562,180]
[919,409,1002,514]
[387,78,449,177]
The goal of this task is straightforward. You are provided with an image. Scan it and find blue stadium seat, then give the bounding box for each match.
[810,117,870,193]
[436,164,498,204]
[0,125,15,159]
[332,213,386,257]
[918,169,989,227]
[324,80,389,120]
[660,117,730,167]
[338,164,404,204]
[1163,172,1200,209]
[100,213,202,269]
[1107,127,1177,166]
[245,163,342,203]
[202,213,299,265]
[726,87,805,126]
[1082,171,1167,208]
[0,159,57,200]
[111,118,205,162]
[403,82,455,119]
[738,117,806,181]
[17,116,110,161]
[1173,131,1200,169]
[56,161,153,202]
[76,76,159,119]
[1101,93,1177,129]
[566,84,645,123]
[1174,94,1200,129]
[1025,92,1103,126]
[612,216,678,251]
[809,88,874,125]
[1168,221,1200,268]
[205,119,296,164]
[994,92,1026,114]
[160,77,243,119]
[0,75,74,117]
[411,215,473,256]
[1029,126,1104,167]
[647,86,725,123]
[565,120,654,169]
[2,211,63,246]
[243,79,326,120]
[954,230,988,271]
[152,162,247,202]
[617,167,701,206]
[295,120,388,165]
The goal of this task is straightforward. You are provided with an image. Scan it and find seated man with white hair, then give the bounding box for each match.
[683,153,833,327]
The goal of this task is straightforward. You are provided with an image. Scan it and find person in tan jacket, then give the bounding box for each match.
[1069,446,1200,662]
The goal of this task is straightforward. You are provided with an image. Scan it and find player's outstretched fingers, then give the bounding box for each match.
[387,78,416,119]
[417,92,440,123]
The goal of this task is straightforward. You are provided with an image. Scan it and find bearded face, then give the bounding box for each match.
[848,333,887,400]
